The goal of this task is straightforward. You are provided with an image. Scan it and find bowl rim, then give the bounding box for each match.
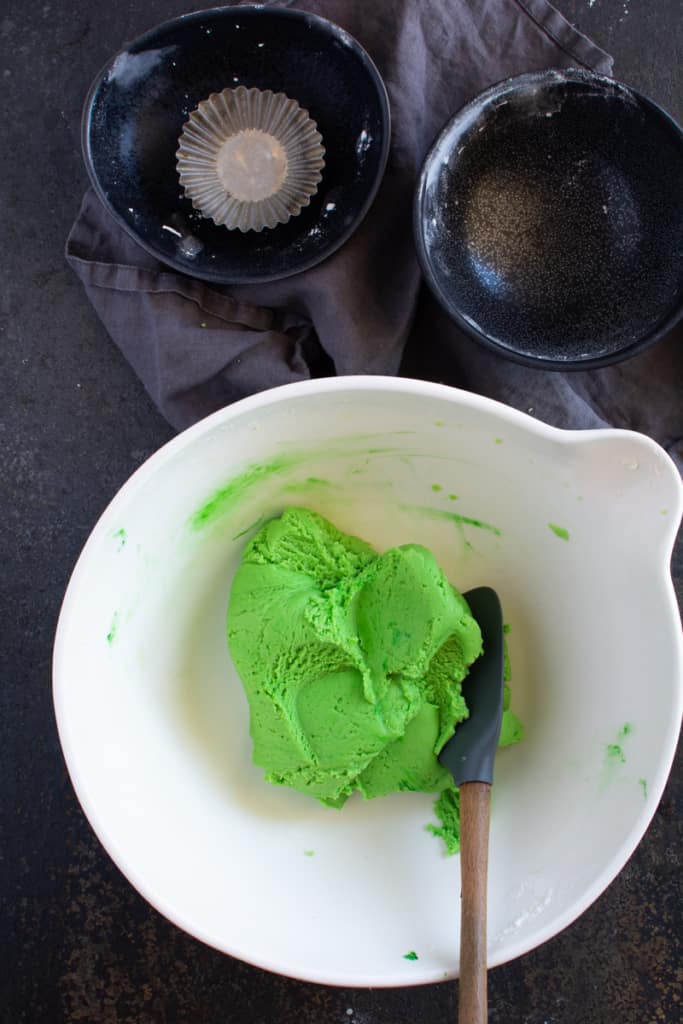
[80,4,392,284]
[413,67,683,371]
[52,375,683,986]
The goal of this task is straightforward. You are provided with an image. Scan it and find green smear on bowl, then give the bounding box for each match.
[232,516,266,541]
[638,778,648,800]
[106,611,120,646]
[403,951,419,961]
[190,439,446,532]
[304,849,315,857]
[548,523,570,541]
[191,430,506,538]
[606,744,625,764]
[190,454,306,529]
[113,528,127,550]
[601,724,633,790]
[282,477,333,494]
[606,724,632,765]
[400,504,502,536]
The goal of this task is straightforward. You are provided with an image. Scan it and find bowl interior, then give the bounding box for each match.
[83,5,390,283]
[53,380,683,986]
[416,70,683,368]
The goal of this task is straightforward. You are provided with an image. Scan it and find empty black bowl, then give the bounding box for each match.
[414,69,683,369]
[82,5,390,284]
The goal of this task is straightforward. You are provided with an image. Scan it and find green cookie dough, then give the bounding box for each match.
[227,507,521,852]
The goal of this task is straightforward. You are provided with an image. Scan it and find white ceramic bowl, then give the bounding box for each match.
[53,378,683,987]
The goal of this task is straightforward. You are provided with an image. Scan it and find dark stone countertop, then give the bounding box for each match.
[1,2,681,1022]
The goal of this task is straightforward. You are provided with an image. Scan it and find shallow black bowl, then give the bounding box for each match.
[414,69,683,369]
[82,5,390,284]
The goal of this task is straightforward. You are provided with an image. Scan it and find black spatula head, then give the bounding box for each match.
[439,586,504,787]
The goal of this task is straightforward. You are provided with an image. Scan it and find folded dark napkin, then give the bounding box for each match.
[66,0,683,467]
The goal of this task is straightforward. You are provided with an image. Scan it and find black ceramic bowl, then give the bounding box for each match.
[414,69,683,369]
[82,5,390,284]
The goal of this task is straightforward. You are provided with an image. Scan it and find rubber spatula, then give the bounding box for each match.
[438,586,505,1024]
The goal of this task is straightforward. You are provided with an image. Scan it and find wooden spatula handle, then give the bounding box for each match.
[459,781,491,1024]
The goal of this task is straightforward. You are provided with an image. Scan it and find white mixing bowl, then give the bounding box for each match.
[53,377,683,987]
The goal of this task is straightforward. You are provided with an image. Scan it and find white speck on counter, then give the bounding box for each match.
[355,128,372,157]
[257,41,265,47]
[162,224,182,238]
[179,234,203,258]
[325,202,336,211]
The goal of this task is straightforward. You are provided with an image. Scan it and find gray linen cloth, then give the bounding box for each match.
[66,0,682,468]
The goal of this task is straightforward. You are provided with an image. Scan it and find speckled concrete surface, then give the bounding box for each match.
[1,2,681,1022]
